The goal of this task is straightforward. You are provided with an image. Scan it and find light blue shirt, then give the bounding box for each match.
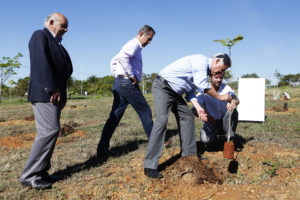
[110,38,143,81]
[159,54,212,101]
[197,83,235,120]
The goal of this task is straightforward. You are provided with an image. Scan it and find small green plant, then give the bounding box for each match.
[288,158,296,168]
[262,159,278,177]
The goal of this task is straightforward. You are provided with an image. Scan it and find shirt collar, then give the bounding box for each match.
[208,58,212,69]
[134,37,142,48]
[208,58,212,75]
[46,28,63,44]
[47,27,56,37]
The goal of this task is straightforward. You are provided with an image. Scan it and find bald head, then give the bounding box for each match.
[44,13,68,38]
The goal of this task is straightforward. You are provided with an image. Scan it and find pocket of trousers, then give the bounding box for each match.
[119,81,134,96]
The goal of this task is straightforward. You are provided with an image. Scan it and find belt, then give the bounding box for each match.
[156,75,169,85]
[117,75,129,79]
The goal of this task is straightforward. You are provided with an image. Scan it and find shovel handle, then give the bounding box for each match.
[227,111,232,142]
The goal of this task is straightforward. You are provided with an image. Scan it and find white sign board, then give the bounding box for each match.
[237,78,265,122]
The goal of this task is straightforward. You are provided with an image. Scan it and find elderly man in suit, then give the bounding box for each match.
[20,13,72,189]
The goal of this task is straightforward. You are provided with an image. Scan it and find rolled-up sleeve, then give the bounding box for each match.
[185,89,197,102]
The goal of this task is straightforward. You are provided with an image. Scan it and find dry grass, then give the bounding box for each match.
[0,88,300,199]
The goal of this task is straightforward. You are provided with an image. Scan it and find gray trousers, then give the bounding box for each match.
[200,109,238,144]
[144,78,197,169]
[20,102,61,182]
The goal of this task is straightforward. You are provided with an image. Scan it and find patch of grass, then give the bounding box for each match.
[262,159,278,178]
[0,89,299,199]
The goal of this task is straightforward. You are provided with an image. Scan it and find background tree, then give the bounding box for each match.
[278,74,299,87]
[274,70,283,87]
[0,52,23,103]
[265,79,271,87]
[98,75,114,96]
[213,34,244,85]
[150,73,158,82]
[223,70,232,83]
[15,76,29,96]
[86,75,100,95]
[67,76,75,98]
[8,80,16,103]
[241,73,259,78]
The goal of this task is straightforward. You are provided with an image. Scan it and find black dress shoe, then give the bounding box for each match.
[144,168,163,179]
[97,147,117,158]
[21,179,52,189]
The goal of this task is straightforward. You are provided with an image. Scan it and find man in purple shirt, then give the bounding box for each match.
[97,25,155,157]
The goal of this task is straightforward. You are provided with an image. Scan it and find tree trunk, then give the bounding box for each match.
[229,47,232,87]
[0,83,2,103]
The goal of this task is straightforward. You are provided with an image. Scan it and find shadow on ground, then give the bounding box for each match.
[165,129,179,142]
[51,139,147,181]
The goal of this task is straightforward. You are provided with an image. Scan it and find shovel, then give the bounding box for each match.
[223,111,234,159]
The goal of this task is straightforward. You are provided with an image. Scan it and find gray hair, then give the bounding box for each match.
[212,53,231,67]
[44,15,51,27]
[138,25,155,36]
[44,14,60,28]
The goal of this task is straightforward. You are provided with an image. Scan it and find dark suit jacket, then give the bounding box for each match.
[28,28,73,102]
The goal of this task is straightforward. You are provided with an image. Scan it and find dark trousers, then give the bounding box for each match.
[200,109,238,143]
[97,77,153,152]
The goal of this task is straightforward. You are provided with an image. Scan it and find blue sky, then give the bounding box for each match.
[1,0,299,85]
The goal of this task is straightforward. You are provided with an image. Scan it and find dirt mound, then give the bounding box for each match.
[271,105,285,112]
[68,121,80,128]
[59,124,75,137]
[24,114,35,121]
[0,133,36,148]
[163,156,222,185]
[0,129,87,149]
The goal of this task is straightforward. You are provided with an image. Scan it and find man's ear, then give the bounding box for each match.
[49,19,55,25]
[138,32,144,37]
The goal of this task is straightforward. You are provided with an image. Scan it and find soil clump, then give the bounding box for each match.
[163,156,222,185]
[24,114,35,121]
[59,124,75,137]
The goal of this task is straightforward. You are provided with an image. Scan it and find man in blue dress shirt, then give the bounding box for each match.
[192,72,239,145]
[97,25,155,157]
[143,53,232,179]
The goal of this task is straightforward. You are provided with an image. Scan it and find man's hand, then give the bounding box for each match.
[226,99,238,111]
[130,76,138,85]
[197,109,208,122]
[50,91,61,104]
[191,99,208,121]
[221,93,232,102]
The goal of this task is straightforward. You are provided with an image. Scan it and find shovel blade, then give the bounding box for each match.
[224,141,234,159]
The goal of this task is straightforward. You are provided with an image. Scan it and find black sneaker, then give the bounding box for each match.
[144,168,163,179]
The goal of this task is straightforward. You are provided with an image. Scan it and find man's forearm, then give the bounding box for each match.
[205,88,223,101]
